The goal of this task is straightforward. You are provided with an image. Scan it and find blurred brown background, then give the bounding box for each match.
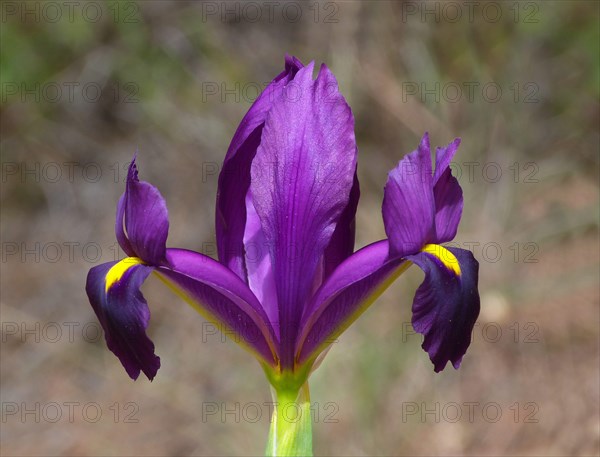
[1,1,599,456]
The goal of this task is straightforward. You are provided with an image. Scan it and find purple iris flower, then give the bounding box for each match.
[86,56,479,385]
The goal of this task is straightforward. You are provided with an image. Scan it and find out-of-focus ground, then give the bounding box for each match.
[1,1,599,456]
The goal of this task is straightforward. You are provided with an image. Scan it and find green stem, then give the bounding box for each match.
[265,381,313,457]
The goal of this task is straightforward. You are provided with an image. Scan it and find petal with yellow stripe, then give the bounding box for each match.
[407,247,480,372]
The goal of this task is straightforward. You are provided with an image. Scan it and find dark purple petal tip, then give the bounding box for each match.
[86,261,160,381]
[408,247,480,372]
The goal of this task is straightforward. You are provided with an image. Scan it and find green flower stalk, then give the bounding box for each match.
[266,382,312,456]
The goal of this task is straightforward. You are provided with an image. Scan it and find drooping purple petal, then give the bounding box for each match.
[433,138,463,243]
[322,167,360,280]
[117,158,169,265]
[407,247,480,372]
[156,248,279,365]
[250,63,358,368]
[296,240,408,365]
[86,249,280,380]
[86,261,160,381]
[383,133,436,257]
[216,55,303,280]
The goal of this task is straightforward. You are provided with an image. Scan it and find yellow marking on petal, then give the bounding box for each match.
[105,257,145,292]
[422,244,461,276]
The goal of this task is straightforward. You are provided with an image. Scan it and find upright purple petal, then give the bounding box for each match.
[433,138,460,184]
[216,56,303,280]
[86,261,160,381]
[383,133,436,257]
[407,247,480,372]
[322,167,360,280]
[433,138,463,243]
[117,158,169,265]
[250,63,358,368]
[115,193,135,258]
[296,241,407,365]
